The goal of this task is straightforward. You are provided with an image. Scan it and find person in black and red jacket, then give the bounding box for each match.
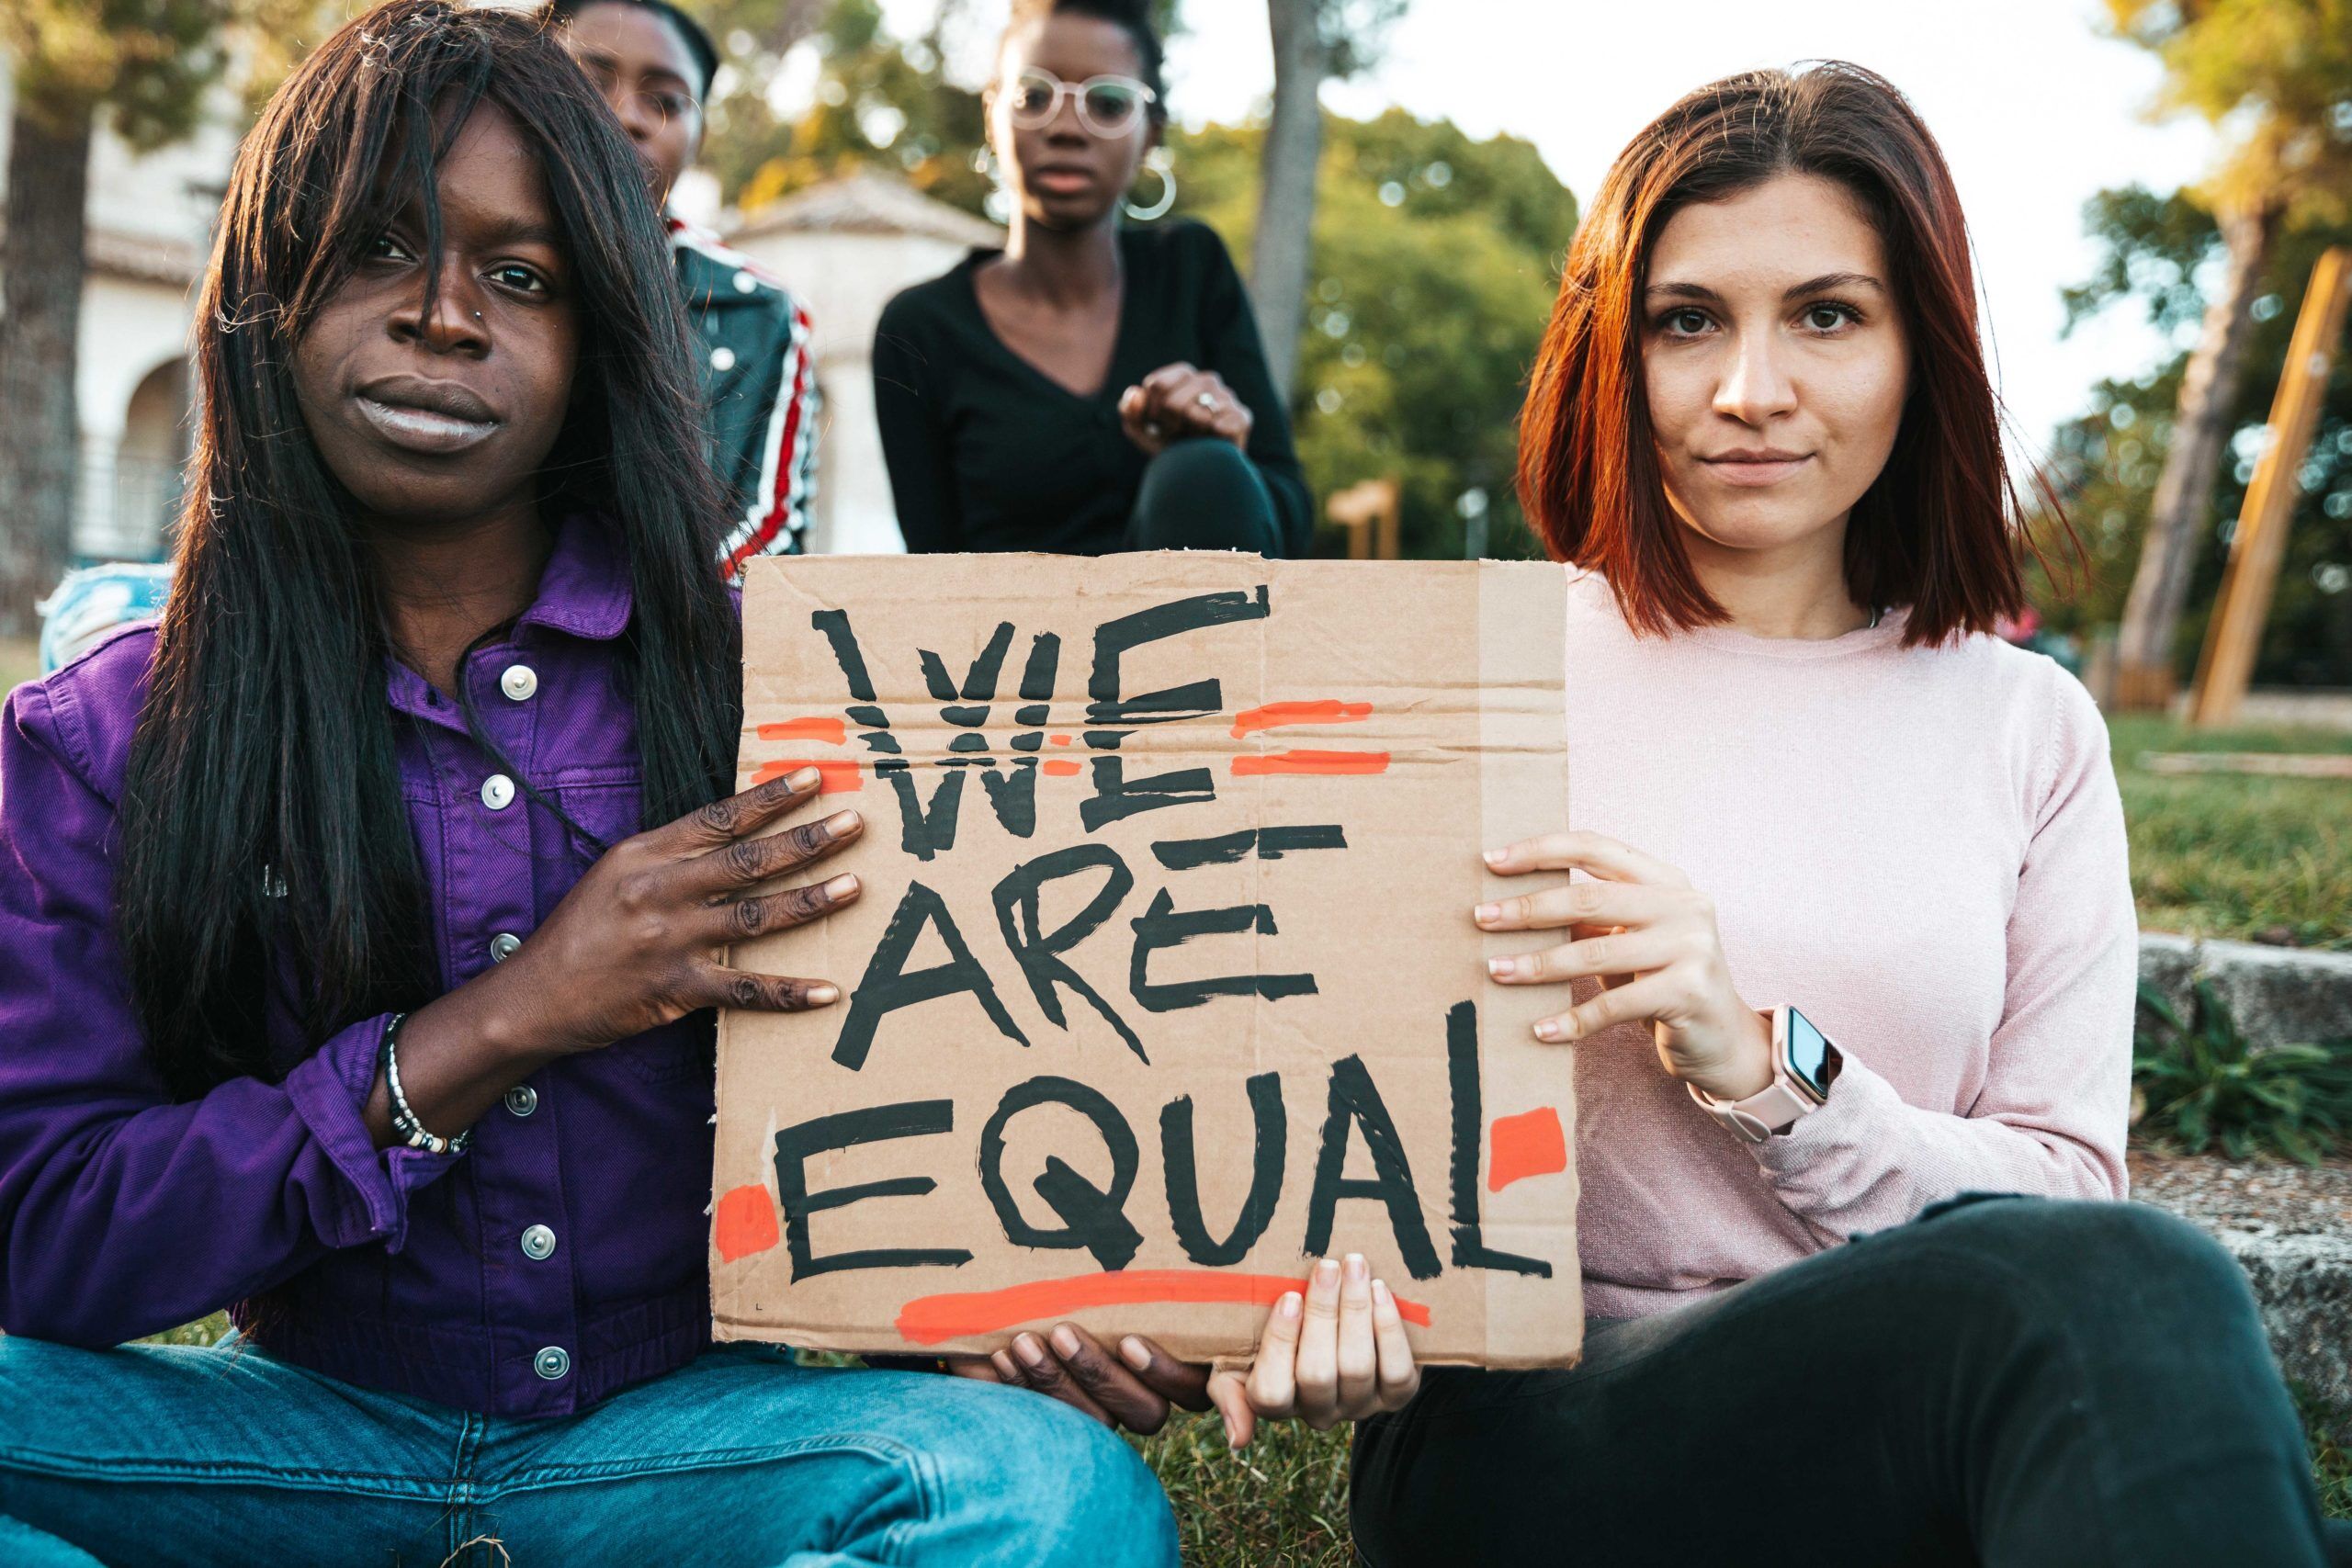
[547,0,820,576]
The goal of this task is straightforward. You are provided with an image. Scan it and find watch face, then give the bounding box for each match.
[1785,1007,1833,1100]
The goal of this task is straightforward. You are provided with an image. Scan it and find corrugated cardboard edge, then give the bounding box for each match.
[1475,561,1581,1369]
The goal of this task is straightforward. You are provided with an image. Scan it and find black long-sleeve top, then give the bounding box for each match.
[871,220,1311,555]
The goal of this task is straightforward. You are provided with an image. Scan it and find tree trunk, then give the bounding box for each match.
[1249,0,1325,401]
[2112,201,2280,708]
[0,100,94,642]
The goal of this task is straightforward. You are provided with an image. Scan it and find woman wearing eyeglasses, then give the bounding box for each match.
[872,0,1310,558]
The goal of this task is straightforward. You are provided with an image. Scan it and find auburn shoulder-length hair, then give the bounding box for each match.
[1518,62,2049,646]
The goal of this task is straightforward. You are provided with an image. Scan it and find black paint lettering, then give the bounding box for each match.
[1303,1054,1442,1280]
[832,880,1028,1070]
[921,620,1014,703]
[1080,756,1217,832]
[1446,1000,1551,1277]
[978,1077,1142,1271]
[1128,888,1318,1012]
[885,769,965,861]
[1161,1073,1286,1266]
[1150,824,1349,871]
[772,1101,971,1280]
[991,844,1144,1060]
[1085,586,1271,729]
[1079,588,1269,809]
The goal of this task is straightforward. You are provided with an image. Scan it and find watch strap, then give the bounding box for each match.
[1690,1006,1827,1144]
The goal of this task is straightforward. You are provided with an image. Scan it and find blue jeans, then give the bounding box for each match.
[0,1337,1176,1567]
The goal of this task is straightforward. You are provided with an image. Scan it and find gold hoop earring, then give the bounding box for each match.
[1124,148,1174,222]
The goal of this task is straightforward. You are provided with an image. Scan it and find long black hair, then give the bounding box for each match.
[119,0,741,1100]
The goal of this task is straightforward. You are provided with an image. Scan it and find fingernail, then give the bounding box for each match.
[1119,1336,1151,1372]
[1344,1253,1368,1284]
[1533,1019,1562,1042]
[786,766,821,791]
[1487,956,1514,979]
[823,809,860,837]
[1475,903,1498,923]
[1014,1334,1047,1369]
[1049,1325,1080,1359]
[1372,1279,1393,1308]
[1221,1412,1241,1448]
[1313,1258,1340,1289]
[1483,848,1507,866]
[805,983,840,1007]
[823,873,858,899]
[1279,1292,1302,1320]
[991,1349,1021,1382]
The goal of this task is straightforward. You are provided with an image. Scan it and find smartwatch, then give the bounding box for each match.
[1690,1004,1841,1144]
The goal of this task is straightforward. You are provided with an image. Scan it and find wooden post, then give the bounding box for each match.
[1327,478,1401,560]
[2188,246,2352,728]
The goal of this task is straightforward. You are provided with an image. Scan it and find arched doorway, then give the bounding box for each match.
[89,356,191,561]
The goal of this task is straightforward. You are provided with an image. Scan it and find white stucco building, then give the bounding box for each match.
[0,62,240,562]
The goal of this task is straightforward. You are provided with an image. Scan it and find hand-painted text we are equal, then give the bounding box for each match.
[720,584,1569,1329]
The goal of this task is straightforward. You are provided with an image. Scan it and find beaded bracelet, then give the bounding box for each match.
[381,1011,472,1156]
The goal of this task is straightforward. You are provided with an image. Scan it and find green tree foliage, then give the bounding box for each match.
[1171,110,1576,559]
[3,0,230,149]
[2106,0,2352,225]
[2039,186,2352,685]
[702,0,990,216]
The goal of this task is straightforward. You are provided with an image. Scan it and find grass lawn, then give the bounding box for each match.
[0,637,36,698]
[2109,713,2352,951]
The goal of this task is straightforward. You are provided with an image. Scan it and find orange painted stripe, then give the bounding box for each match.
[1048,733,1073,746]
[757,716,847,744]
[1487,1107,1568,1192]
[1229,699,1372,739]
[752,759,863,792]
[1042,759,1081,776]
[894,1269,1432,1346]
[1230,750,1391,777]
[714,1183,780,1262]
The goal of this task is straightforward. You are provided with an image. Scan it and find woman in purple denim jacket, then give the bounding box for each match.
[0,6,1176,1563]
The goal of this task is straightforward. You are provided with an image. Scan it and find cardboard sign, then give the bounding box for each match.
[712,553,1580,1368]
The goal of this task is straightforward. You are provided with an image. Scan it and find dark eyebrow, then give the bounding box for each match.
[470,215,566,254]
[1783,271,1885,299]
[570,43,691,93]
[1644,272,1887,304]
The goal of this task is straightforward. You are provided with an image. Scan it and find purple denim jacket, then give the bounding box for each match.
[0,516,721,1417]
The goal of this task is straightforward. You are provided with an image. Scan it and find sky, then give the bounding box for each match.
[875,0,2222,454]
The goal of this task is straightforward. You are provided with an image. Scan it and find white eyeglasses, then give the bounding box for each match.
[1001,67,1157,138]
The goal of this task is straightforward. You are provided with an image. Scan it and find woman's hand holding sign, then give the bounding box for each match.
[1476,830,1774,1102]
[967,1253,1419,1448]
[373,767,863,1150]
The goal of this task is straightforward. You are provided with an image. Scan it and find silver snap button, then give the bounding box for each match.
[504,1084,537,1117]
[520,1224,557,1261]
[709,345,737,372]
[500,664,537,702]
[533,1346,571,1381]
[732,269,758,294]
[489,931,522,964]
[481,774,516,811]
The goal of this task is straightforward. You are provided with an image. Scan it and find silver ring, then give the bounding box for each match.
[1195,391,1217,412]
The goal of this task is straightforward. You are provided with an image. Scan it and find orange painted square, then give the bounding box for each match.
[1487,1107,1567,1192]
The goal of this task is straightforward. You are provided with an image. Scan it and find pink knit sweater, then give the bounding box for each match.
[1560,570,2138,1321]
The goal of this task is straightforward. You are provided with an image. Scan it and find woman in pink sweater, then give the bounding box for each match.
[1349,64,2348,1567]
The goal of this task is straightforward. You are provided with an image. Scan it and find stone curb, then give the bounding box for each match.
[2132,1199,2352,1437]
[2138,933,2352,1051]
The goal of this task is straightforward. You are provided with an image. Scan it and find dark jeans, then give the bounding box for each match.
[1351,1195,2351,1568]
[1120,439,1286,555]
